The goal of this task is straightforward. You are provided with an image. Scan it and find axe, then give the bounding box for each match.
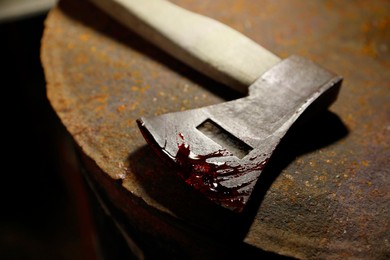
[89,0,342,212]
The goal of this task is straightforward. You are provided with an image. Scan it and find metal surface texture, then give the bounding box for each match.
[138,55,342,212]
[41,0,390,258]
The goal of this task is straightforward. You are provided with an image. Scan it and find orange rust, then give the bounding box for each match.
[116,104,126,113]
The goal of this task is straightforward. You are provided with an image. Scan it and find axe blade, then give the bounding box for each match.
[137,56,342,212]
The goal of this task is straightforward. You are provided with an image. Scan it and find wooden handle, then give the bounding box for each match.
[89,0,281,92]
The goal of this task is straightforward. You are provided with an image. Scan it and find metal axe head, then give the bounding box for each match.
[137,56,342,212]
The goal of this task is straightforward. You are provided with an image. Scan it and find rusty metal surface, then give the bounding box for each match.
[41,0,390,258]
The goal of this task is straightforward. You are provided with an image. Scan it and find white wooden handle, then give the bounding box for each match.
[89,0,281,92]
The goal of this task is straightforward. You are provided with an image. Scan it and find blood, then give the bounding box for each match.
[173,134,269,212]
[138,119,269,211]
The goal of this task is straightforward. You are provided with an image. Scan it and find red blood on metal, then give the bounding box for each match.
[172,134,269,211]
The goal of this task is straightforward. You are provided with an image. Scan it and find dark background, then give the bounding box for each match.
[1,10,138,260]
[0,11,85,260]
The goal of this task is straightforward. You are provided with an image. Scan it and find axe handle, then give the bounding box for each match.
[89,0,281,93]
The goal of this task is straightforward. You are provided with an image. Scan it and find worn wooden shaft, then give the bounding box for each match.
[89,0,281,92]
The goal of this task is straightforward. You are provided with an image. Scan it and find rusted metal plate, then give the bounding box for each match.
[41,0,390,258]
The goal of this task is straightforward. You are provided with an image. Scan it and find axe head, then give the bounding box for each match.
[137,56,342,212]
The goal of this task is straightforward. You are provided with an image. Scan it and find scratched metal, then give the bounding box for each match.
[41,0,390,258]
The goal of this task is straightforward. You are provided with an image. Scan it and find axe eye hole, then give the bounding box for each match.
[196,119,253,159]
